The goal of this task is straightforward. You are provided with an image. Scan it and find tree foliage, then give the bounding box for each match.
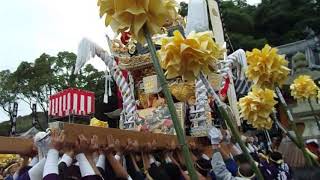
[220,0,320,50]
[0,70,17,116]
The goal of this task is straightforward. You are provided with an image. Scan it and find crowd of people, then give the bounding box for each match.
[1,127,320,180]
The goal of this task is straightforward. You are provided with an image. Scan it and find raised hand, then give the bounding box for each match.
[124,139,140,153]
[49,129,65,151]
[104,135,121,153]
[89,135,99,153]
[75,134,90,154]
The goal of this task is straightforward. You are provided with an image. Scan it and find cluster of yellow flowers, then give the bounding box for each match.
[158,30,224,81]
[239,87,277,130]
[290,75,319,101]
[169,82,195,102]
[98,0,177,43]
[246,44,290,89]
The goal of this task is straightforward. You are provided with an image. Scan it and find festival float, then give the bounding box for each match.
[0,0,320,178]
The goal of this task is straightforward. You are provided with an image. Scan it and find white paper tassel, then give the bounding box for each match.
[104,70,113,104]
[74,38,97,74]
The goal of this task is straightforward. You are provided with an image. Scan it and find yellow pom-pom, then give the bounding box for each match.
[159,30,224,81]
[246,44,290,89]
[290,75,319,101]
[98,0,177,44]
[239,87,277,130]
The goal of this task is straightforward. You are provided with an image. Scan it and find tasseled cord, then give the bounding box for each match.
[104,69,113,104]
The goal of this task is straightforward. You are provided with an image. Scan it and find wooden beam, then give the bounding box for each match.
[0,137,33,155]
[55,122,201,149]
[0,122,210,154]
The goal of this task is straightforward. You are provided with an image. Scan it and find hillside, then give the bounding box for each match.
[0,112,48,136]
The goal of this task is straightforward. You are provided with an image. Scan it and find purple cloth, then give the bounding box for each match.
[43,174,59,180]
[259,161,292,180]
[81,175,103,180]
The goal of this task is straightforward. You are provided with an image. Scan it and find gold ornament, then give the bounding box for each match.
[239,87,277,130]
[159,30,224,81]
[246,44,290,89]
[169,82,195,102]
[90,117,108,128]
[290,75,319,101]
[98,0,177,43]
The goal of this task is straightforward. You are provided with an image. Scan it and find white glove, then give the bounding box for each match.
[208,127,222,145]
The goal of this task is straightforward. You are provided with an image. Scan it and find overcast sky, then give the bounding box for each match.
[0,0,260,122]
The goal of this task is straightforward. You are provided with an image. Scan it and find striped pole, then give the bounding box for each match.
[11,102,18,136]
[32,104,37,127]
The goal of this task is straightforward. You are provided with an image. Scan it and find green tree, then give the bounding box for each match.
[220,0,267,50]
[12,61,35,110]
[52,51,78,89]
[254,0,320,45]
[220,0,320,49]
[0,70,17,118]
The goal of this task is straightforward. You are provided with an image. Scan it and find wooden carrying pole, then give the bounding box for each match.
[0,122,206,155]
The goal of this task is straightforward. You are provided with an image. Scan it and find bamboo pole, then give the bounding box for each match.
[275,87,313,166]
[307,98,320,130]
[271,111,300,147]
[199,72,264,180]
[143,26,198,180]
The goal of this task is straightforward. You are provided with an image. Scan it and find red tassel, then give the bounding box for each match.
[220,77,230,97]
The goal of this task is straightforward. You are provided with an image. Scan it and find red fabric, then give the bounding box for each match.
[220,77,230,97]
[49,88,95,117]
[306,143,320,160]
[120,32,131,45]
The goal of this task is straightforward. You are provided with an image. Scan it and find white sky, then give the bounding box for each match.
[0,0,260,121]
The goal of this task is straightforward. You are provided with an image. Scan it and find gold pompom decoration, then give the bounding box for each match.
[170,82,195,102]
[159,30,224,81]
[246,44,290,89]
[239,87,277,130]
[98,0,177,44]
[290,75,319,101]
